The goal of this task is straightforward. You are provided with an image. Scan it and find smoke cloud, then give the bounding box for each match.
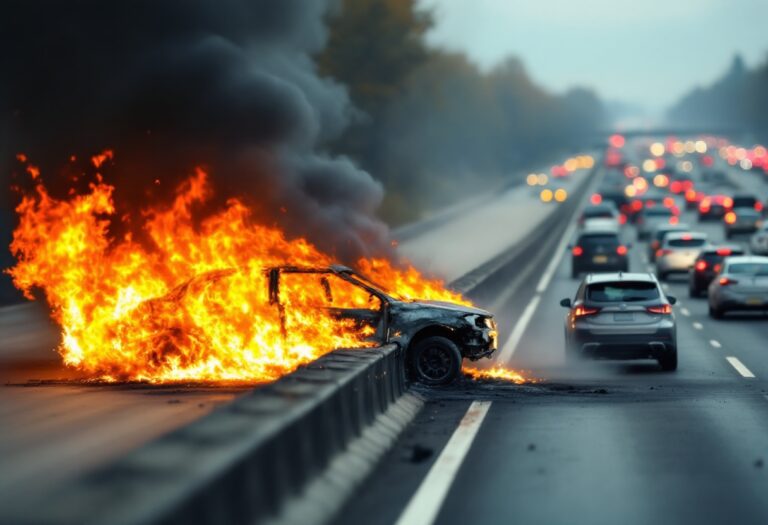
[0,0,389,261]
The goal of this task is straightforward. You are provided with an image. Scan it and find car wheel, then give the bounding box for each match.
[658,347,678,371]
[410,336,462,386]
[708,303,724,319]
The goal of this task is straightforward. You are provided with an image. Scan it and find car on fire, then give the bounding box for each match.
[560,272,677,370]
[268,265,497,385]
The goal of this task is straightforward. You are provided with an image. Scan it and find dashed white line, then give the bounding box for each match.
[394,401,492,525]
[680,307,690,317]
[709,339,722,348]
[726,356,755,378]
[693,321,703,330]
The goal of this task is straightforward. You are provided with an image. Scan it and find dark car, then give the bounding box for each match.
[731,193,763,212]
[689,245,745,297]
[724,207,763,238]
[269,265,497,385]
[698,194,732,221]
[560,273,677,370]
[570,230,629,278]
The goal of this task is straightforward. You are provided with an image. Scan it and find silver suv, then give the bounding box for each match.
[560,272,677,370]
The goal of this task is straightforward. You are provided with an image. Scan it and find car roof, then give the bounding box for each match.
[665,231,707,241]
[585,272,657,284]
[724,255,768,265]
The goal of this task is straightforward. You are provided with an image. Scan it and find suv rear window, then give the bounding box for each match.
[645,208,673,217]
[578,234,619,247]
[728,263,768,275]
[586,282,660,302]
[733,196,757,208]
[701,250,745,264]
[668,238,706,248]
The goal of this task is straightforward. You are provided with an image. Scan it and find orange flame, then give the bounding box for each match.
[8,160,470,384]
[463,365,532,384]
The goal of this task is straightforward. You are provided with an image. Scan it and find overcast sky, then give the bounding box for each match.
[421,0,768,111]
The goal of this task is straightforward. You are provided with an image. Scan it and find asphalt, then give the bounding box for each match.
[334,150,768,525]
[0,303,245,512]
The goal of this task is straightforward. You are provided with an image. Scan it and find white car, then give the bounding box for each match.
[750,224,768,255]
[655,231,708,280]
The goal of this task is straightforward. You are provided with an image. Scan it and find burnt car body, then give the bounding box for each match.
[268,265,497,385]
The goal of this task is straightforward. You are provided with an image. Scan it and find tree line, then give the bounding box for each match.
[317,0,605,224]
[668,54,768,142]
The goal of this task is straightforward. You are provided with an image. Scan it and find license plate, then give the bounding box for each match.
[593,255,608,263]
[746,298,763,305]
[613,312,634,321]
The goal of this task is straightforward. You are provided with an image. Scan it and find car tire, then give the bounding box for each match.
[708,303,724,319]
[658,347,678,371]
[410,336,462,386]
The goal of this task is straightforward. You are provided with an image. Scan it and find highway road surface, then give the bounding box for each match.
[334,145,768,525]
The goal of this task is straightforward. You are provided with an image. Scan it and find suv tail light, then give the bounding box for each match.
[573,305,600,318]
[716,248,732,256]
[694,260,708,272]
[646,304,672,314]
[572,246,584,256]
[757,201,764,212]
[616,245,628,255]
[669,216,679,224]
[657,248,672,258]
[719,277,738,286]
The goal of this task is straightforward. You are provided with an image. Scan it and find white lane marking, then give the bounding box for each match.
[497,294,541,363]
[680,307,691,317]
[726,356,756,378]
[536,221,577,293]
[395,401,492,525]
[709,339,722,348]
[693,321,703,330]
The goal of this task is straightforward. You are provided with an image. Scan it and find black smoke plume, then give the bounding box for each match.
[0,0,388,264]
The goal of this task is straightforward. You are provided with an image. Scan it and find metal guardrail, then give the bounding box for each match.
[8,345,406,525]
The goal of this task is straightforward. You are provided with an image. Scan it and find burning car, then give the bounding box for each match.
[267,265,498,385]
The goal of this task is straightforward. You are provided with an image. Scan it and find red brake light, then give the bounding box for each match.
[619,213,627,225]
[574,305,600,317]
[685,189,697,201]
[681,233,692,240]
[669,216,679,224]
[646,304,672,315]
[716,248,732,256]
[719,277,737,286]
[756,201,764,212]
[590,193,602,205]
[663,197,675,208]
[616,245,627,255]
[572,246,584,256]
[724,211,737,224]
[632,200,643,211]
[657,248,672,257]
[695,260,708,271]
